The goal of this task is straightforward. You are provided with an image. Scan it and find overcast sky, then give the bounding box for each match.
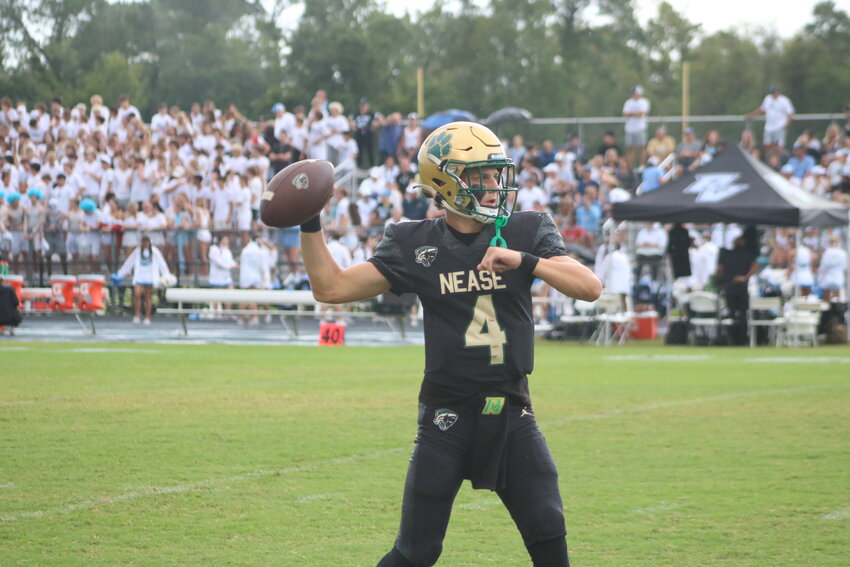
[384,0,850,39]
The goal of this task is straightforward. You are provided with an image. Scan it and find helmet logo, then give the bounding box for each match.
[427,131,453,161]
[433,409,458,431]
[414,245,438,267]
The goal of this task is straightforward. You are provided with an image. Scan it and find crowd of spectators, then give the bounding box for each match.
[0,88,848,311]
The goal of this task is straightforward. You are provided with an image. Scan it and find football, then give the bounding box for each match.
[259,159,335,228]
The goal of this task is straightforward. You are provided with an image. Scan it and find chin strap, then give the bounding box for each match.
[489,215,509,248]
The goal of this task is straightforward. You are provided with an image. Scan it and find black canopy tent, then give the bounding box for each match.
[612,144,849,227]
[611,144,850,342]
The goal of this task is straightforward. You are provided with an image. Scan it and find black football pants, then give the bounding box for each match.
[376,403,568,566]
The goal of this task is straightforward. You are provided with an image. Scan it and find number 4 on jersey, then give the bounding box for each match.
[464,294,507,364]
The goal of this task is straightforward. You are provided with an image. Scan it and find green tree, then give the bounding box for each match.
[76,51,147,111]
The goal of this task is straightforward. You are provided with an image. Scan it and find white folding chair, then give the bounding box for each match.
[781,298,825,347]
[557,299,598,342]
[747,296,785,347]
[686,291,732,345]
[592,292,634,346]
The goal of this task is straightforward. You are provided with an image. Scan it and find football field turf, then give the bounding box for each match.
[1,341,848,566]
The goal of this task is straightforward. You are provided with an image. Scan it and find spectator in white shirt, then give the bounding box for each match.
[634,222,668,282]
[209,234,237,288]
[116,235,172,324]
[150,103,175,143]
[622,85,650,169]
[746,86,795,157]
[116,94,141,123]
[516,177,548,211]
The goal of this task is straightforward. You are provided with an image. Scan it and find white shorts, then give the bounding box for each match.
[122,230,140,248]
[6,231,25,255]
[237,213,252,232]
[78,233,101,257]
[764,128,786,147]
[66,233,82,255]
[625,130,647,147]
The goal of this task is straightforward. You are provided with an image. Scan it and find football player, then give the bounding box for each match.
[299,122,602,567]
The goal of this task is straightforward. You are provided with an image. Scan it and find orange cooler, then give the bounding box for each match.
[631,311,659,340]
[77,274,105,311]
[50,275,77,311]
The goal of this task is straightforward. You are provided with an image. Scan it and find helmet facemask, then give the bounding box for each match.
[443,159,517,224]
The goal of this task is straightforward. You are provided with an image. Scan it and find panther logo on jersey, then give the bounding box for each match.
[433,409,458,431]
[415,246,438,267]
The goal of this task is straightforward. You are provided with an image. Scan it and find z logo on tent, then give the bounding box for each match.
[683,173,749,203]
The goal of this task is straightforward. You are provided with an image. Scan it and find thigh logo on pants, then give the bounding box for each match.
[433,409,458,431]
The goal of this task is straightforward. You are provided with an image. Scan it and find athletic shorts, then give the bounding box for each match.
[7,231,25,255]
[625,130,647,147]
[46,232,66,255]
[764,128,786,147]
[279,227,300,249]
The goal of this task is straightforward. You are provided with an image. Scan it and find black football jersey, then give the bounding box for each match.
[369,211,566,399]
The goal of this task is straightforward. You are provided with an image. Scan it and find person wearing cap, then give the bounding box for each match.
[357,166,383,202]
[641,155,666,193]
[78,197,102,273]
[786,143,815,182]
[745,86,795,157]
[622,85,650,169]
[351,98,381,170]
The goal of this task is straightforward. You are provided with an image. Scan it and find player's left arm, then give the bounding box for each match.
[477,248,602,301]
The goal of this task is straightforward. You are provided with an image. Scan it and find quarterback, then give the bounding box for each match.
[299,122,601,566]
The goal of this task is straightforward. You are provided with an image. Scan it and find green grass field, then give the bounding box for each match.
[1,341,849,566]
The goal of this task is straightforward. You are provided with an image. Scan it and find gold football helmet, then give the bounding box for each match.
[415,122,517,224]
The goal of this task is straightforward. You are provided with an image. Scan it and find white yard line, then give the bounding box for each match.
[0,448,404,522]
[631,502,684,514]
[455,498,501,510]
[747,357,850,364]
[605,354,713,361]
[58,348,164,354]
[538,384,837,429]
[821,507,850,521]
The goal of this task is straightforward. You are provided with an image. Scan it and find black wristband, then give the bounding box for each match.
[520,252,539,273]
[299,215,321,233]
